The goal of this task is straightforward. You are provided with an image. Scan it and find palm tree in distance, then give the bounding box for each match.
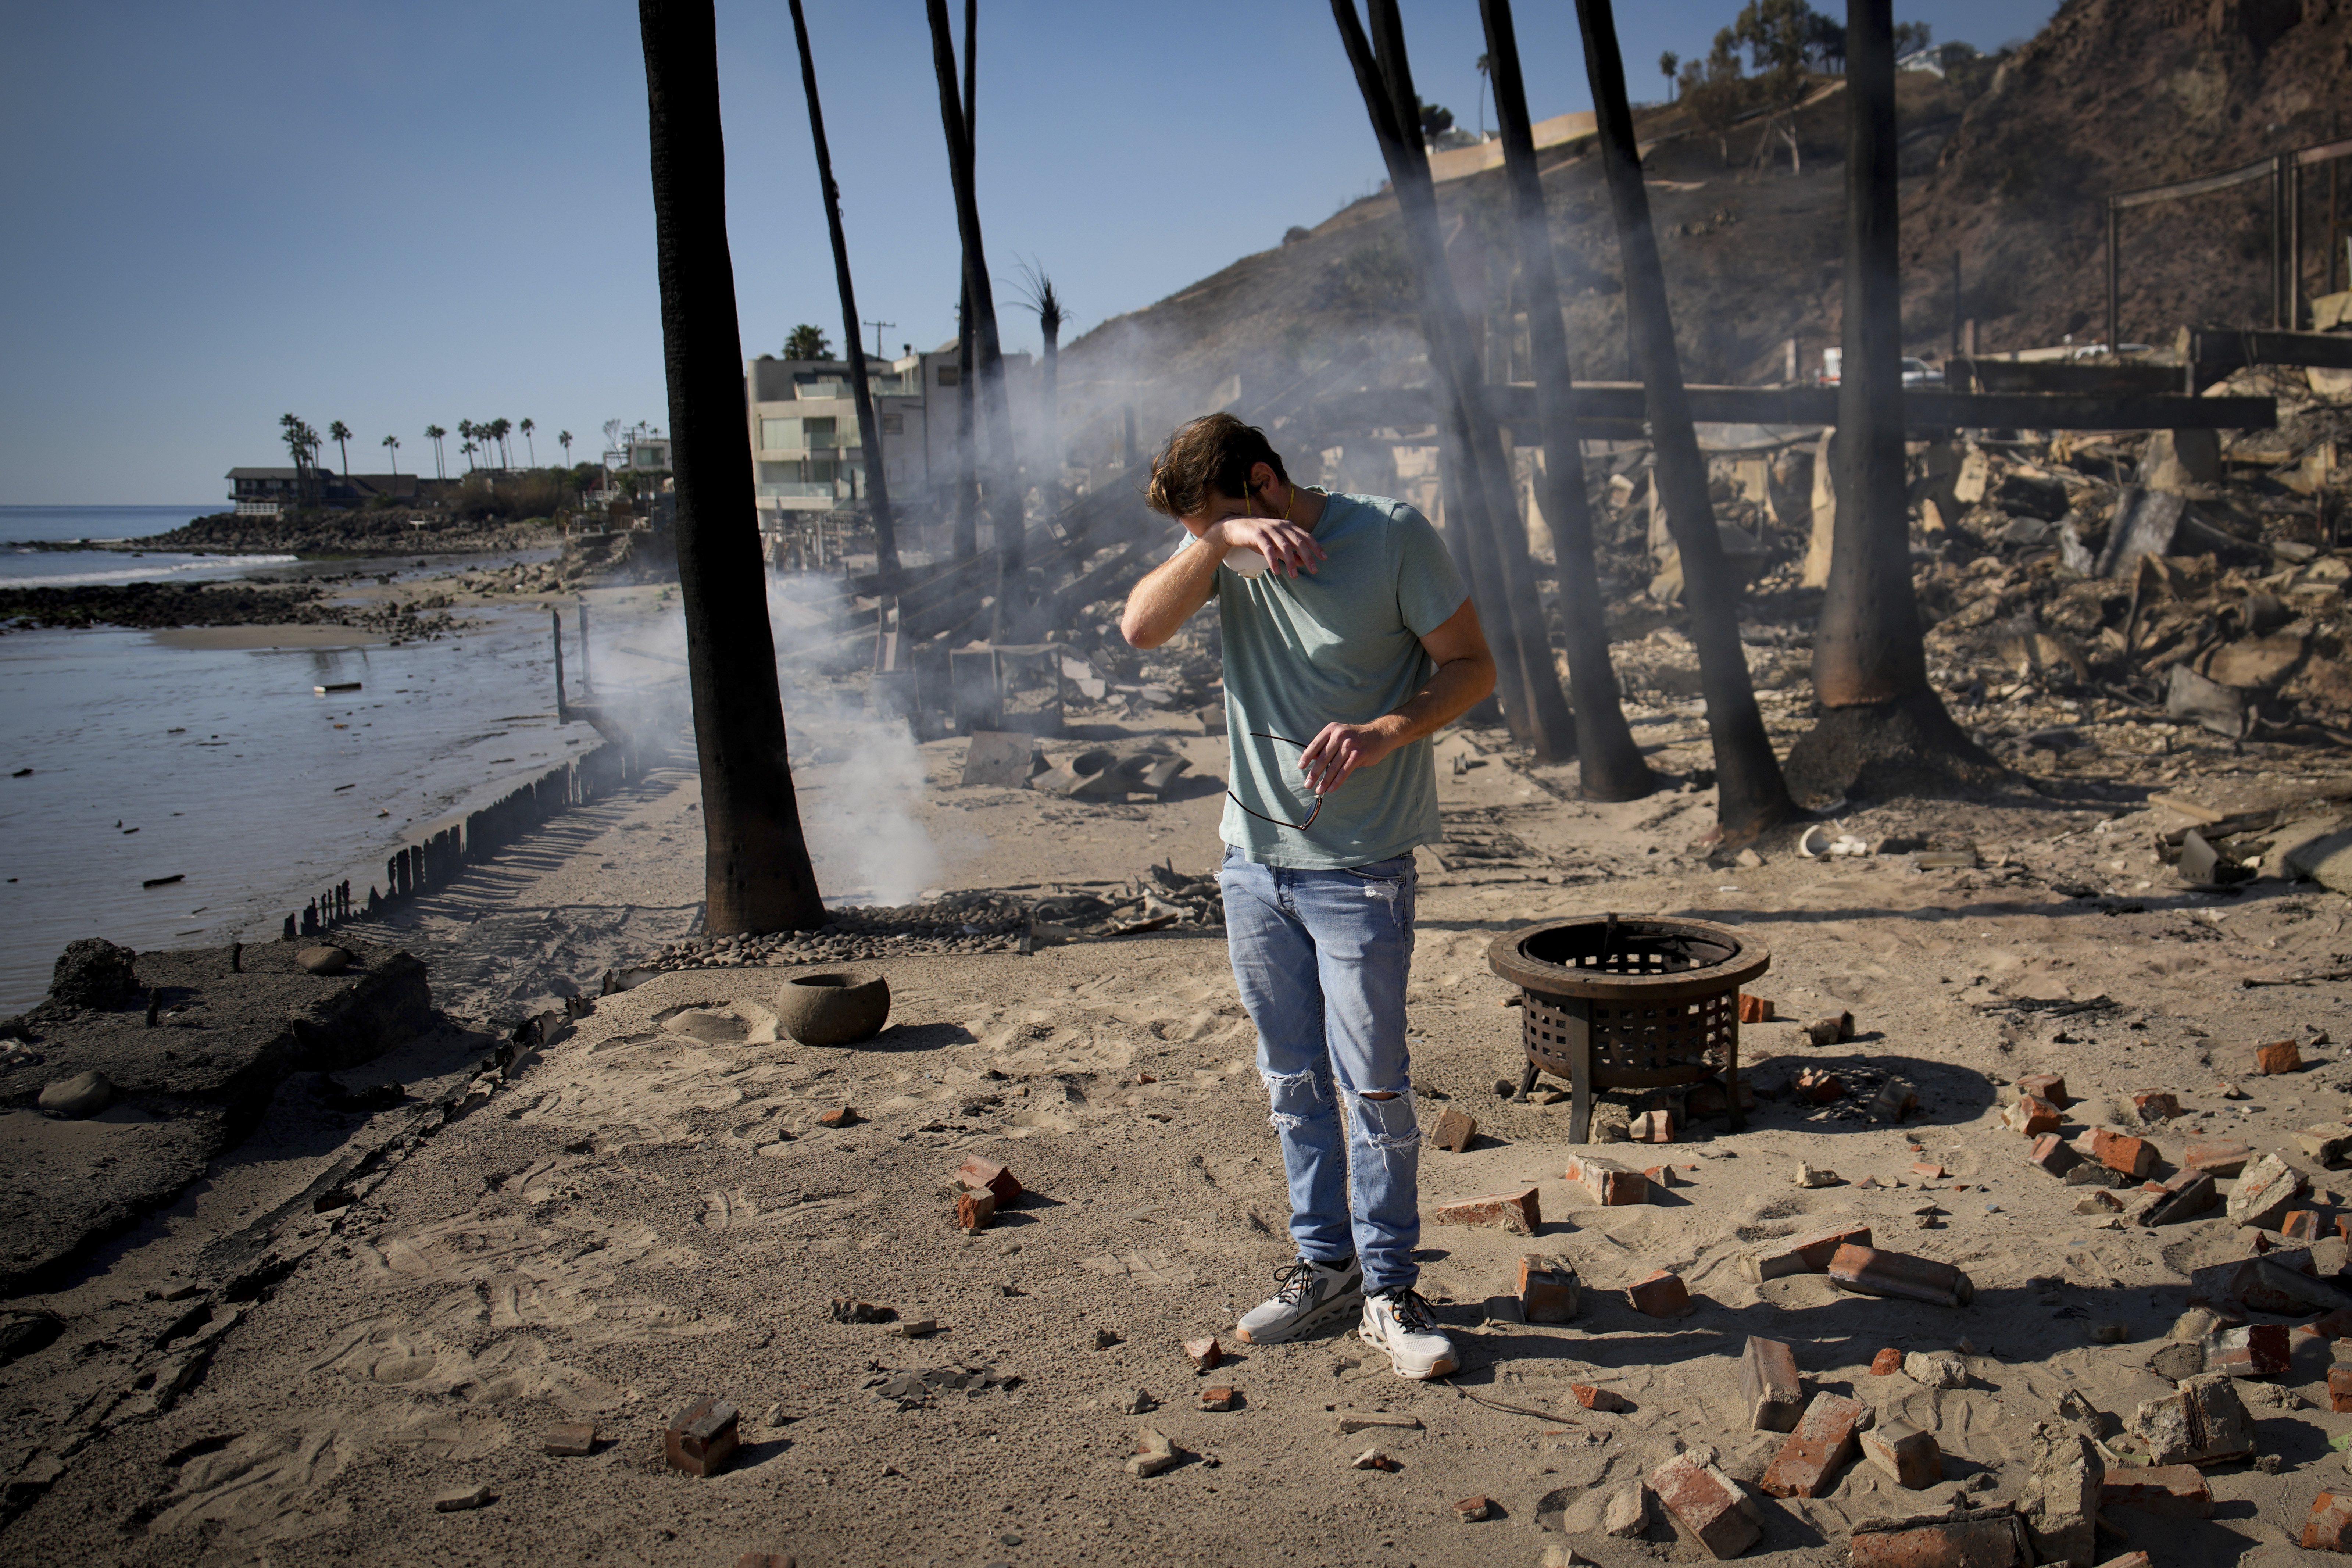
[1013,260,1064,495]
[521,417,537,466]
[424,424,447,480]
[382,433,401,475]
[328,420,353,477]
[1660,50,1679,99]
[457,419,476,468]
[783,323,831,359]
[558,429,573,466]
[461,439,477,471]
[489,417,514,468]
[1475,53,1491,138]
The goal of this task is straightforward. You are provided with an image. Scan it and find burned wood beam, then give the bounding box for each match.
[1301,385,2277,435]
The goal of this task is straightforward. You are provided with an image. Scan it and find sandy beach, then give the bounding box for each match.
[7,673,2352,1565]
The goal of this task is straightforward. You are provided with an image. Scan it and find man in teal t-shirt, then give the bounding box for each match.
[1121,412,1496,1380]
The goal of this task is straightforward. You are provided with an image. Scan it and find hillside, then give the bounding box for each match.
[1054,0,2348,453]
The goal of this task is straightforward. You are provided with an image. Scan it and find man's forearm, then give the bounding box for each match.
[1374,653,1497,748]
[1120,544,1222,649]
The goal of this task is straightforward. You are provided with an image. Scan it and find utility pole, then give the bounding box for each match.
[863,318,896,360]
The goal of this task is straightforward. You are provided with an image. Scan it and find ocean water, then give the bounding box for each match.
[0,606,659,1014]
[0,503,295,590]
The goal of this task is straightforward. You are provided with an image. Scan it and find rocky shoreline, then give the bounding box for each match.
[106,510,565,558]
[0,579,466,635]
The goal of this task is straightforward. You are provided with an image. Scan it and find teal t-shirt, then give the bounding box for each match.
[1197,492,1469,869]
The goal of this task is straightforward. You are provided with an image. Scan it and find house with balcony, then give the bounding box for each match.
[744,347,1035,530]
[226,467,419,515]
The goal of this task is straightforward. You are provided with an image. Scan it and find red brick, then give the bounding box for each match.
[815,1106,856,1128]
[2102,1464,2212,1518]
[955,1190,996,1230]
[1850,1513,2031,1568]
[2205,1323,2291,1378]
[1182,1336,1223,1371]
[2283,1210,2323,1243]
[1860,1419,1941,1490]
[1453,1494,1491,1521]
[2028,1133,2081,1179]
[2328,1365,2352,1413]
[1572,1382,1632,1412]
[2133,1090,2183,1121]
[1869,1078,1921,1122]
[1199,1386,1237,1411]
[1430,1106,1476,1153]
[955,1155,1022,1205]
[2306,1492,2352,1551]
[2002,1095,2062,1136]
[1827,1244,1975,1308]
[1627,1270,1690,1317]
[1432,1187,1541,1234]
[2016,1071,2070,1106]
[1913,1162,1947,1179]
[2254,1039,2303,1075]
[664,1396,739,1477]
[2184,1140,2253,1177]
[1518,1256,1580,1324]
[2072,1127,2155,1179]
[1761,1392,1866,1498]
[1629,1108,1676,1143]
[1870,1347,1904,1375]
[1648,1451,1760,1559]
[1738,993,1774,1024]
[1796,1067,1845,1103]
[1565,1154,1648,1206]
[1740,1335,1803,1432]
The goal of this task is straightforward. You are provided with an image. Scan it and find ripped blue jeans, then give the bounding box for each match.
[1219,844,1421,1293]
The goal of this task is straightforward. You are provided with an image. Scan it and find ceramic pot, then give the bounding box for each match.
[774,971,890,1046]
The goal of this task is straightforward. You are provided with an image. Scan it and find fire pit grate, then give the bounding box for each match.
[1487,915,1770,1143]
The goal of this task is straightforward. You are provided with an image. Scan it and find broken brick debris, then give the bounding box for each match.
[1430,1106,1476,1152]
[2003,1095,2063,1137]
[2100,1464,2214,1517]
[2227,1153,2312,1229]
[1199,1386,1237,1412]
[541,1421,596,1457]
[1565,1154,1648,1206]
[1760,1393,1866,1500]
[2330,1365,2352,1412]
[1800,1010,1854,1046]
[1432,1186,1541,1233]
[955,1190,996,1231]
[1350,1448,1398,1471]
[1453,1494,1491,1521]
[2070,1127,2155,1179]
[1518,1256,1580,1324]
[1603,1483,1649,1537]
[1127,1427,1180,1477]
[2253,1039,2303,1076]
[434,1482,493,1512]
[1796,1067,1845,1103]
[815,1106,857,1128]
[2132,1090,2183,1121]
[664,1396,740,1478]
[1739,1335,1804,1432]
[1648,1450,1762,1560]
[1912,1162,1947,1179]
[2306,1492,2352,1552]
[1870,1347,1904,1375]
[1849,1504,2031,1568]
[1627,1270,1690,1317]
[2203,1322,2291,1378]
[1739,1222,1873,1283]
[2284,1210,2324,1242]
[2297,1126,2352,1166]
[2029,1133,2082,1179]
[1572,1383,1632,1412]
[1182,1336,1223,1371]
[2129,1372,2254,1465]
[1628,1108,1676,1143]
[1869,1078,1920,1122]
[2185,1140,2254,1176]
[1737,993,1773,1024]
[955,1156,1022,1206]
[2126,1171,2219,1228]
[1860,1418,1942,1490]
[2016,1072,2070,1106]
[1827,1244,1975,1308]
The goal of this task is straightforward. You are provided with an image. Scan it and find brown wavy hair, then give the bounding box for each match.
[1144,412,1289,520]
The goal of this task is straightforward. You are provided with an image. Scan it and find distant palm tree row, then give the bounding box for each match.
[279,414,578,485]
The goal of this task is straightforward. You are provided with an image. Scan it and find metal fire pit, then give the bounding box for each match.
[1487,915,1770,1143]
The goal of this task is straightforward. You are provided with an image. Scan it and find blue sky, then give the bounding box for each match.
[0,0,2055,506]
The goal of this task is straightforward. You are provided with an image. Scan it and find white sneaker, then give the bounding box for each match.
[1359,1286,1458,1379]
[1235,1256,1365,1344]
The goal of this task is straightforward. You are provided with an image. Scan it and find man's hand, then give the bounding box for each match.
[1208,514,1325,579]
[1297,719,1403,796]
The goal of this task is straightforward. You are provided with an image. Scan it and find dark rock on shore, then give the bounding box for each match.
[0,580,466,635]
[0,937,434,1294]
[122,511,562,558]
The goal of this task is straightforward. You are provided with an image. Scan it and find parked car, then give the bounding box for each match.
[1815,350,1946,385]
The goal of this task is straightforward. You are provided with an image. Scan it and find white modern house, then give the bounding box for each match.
[744,347,1037,528]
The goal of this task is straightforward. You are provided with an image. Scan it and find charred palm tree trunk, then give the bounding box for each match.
[1333,0,1576,761]
[637,0,826,931]
[786,0,898,576]
[950,0,979,566]
[925,0,1026,642]
[1785,0,1997,799]
[1479,0,1653,800]
[1573,0,1797,844]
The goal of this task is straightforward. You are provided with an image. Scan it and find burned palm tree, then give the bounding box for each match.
[1785,0,1997,800]
[924,0,1028,639]
[1330,0,1577,763]
[1572,0,1798,844]
[786,0,900,576]
[951,0,979,565]
[636,0,826,933]
[1477,0,1653,801]
[1015,260,1065,499]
